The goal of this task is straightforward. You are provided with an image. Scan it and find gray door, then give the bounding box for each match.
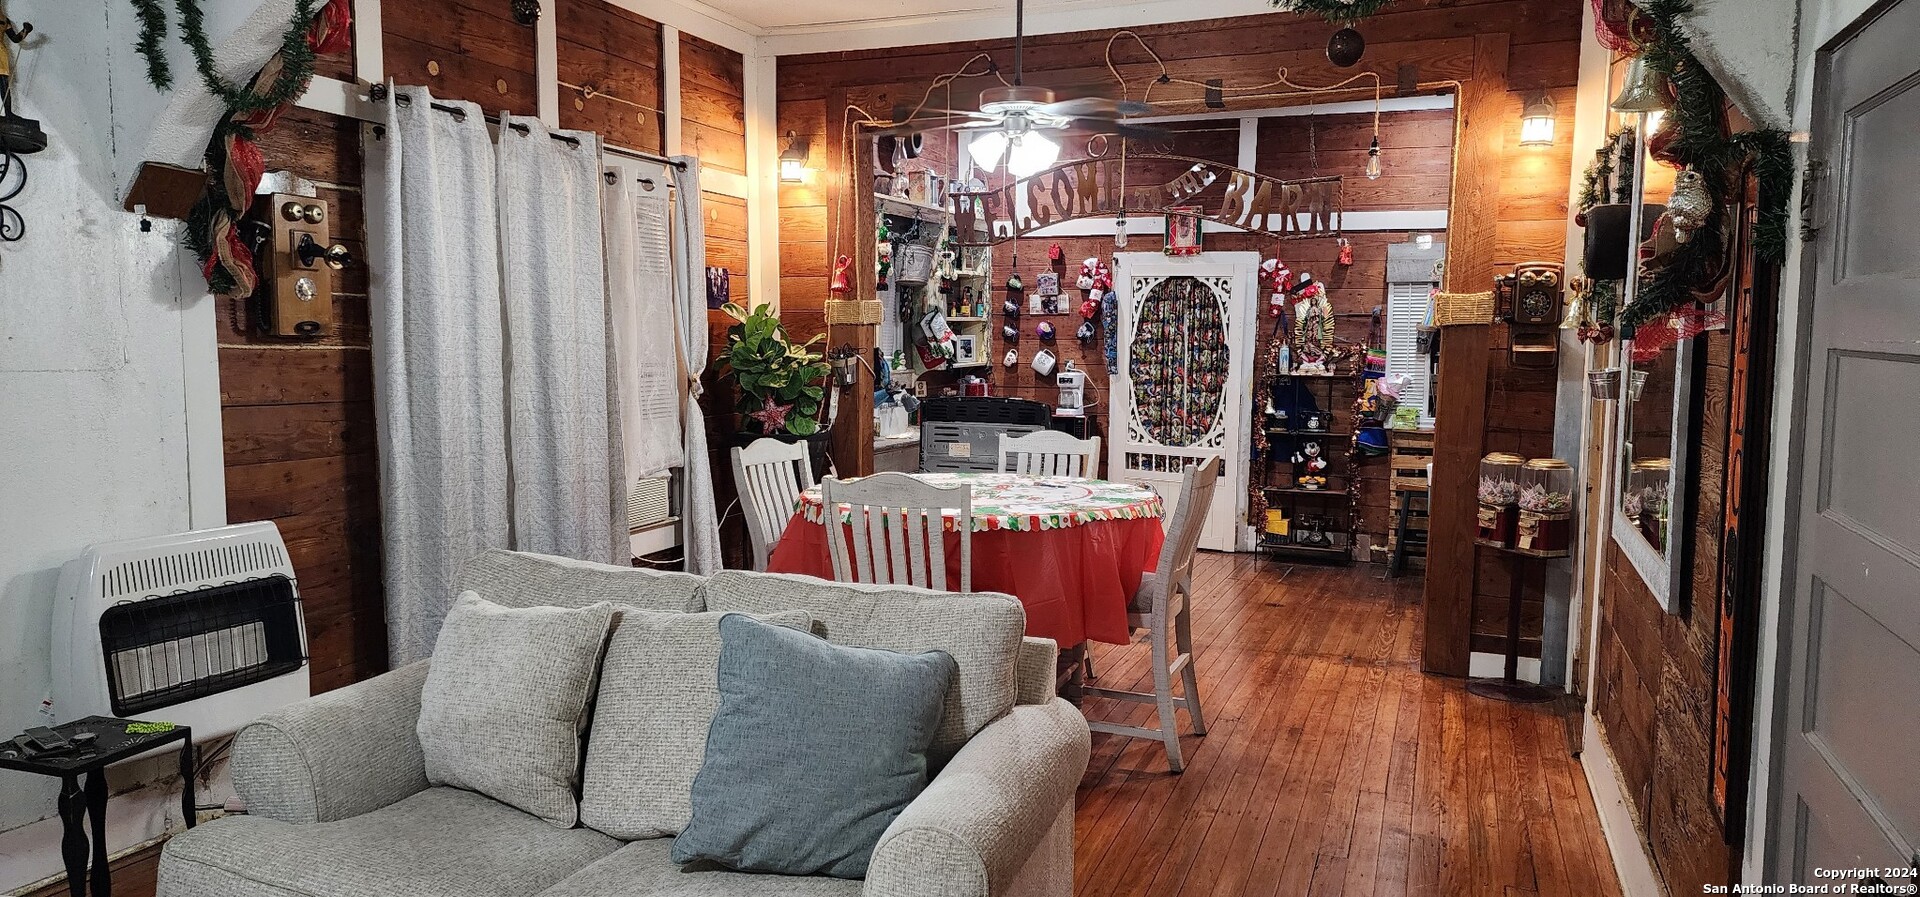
[1776,0,1920,886]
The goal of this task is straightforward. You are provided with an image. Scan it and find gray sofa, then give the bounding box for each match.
[157,550,1089,897]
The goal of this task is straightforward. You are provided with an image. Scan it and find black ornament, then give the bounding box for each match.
[1326,27,1366,68]
[510,0,541,26]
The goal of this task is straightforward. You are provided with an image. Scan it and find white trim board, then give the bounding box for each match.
[1467,652,1544,684]
[1581,718,1669,897]
[754,0,1296,56]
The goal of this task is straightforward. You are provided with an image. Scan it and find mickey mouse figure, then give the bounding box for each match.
[1296,441,1329,490]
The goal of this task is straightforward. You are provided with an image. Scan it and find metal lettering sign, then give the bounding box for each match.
[948,155,1342,246]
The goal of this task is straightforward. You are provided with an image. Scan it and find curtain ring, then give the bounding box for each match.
[604,171,617,185]
[1085,134,1110,159]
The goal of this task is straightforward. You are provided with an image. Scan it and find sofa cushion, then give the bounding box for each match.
[537,838,859,897]
[418,593,616,827]
[457,548,705,613]
[700,571,1025,759]
[578,609,813,840]
[158,786,622,897]
[670,615,955,879]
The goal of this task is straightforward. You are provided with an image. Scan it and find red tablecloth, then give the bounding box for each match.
[766,480,1165,647]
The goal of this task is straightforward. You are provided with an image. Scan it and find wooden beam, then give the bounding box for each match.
[1423,323,1490,676]
[825,88,876,477]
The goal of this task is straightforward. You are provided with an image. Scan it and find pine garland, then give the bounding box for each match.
[129,0,172,90]
[1274,0,1398,24]
[1620,0,1795,328]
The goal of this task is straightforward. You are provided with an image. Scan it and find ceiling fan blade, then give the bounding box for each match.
[1055,118,1166,140]
[1034,97,1157,119]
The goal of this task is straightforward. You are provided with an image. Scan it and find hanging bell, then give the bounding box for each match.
[1609,54,1667,113]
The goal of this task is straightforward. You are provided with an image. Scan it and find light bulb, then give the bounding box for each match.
[967,131,1009,173]
[1518,94,1556,146]
[1006,132,1061,179]
[1113,212,1129,248]
[1366,136,1383,180]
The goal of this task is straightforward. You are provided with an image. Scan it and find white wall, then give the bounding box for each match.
[0,1,223,889]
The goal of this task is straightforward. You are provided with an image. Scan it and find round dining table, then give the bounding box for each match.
[765,472,1166,647]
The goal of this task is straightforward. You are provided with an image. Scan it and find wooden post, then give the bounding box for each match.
[825,87,876,477]
[1423,34,1508,677]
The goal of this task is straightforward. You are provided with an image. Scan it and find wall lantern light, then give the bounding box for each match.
[779,130,811,183]
[1519,93,1556,147]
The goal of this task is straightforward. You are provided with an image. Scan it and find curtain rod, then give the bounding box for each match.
[365,85,688,171]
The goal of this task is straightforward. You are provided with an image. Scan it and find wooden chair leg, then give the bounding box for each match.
[1175,603,1206,736]
[1150,624,1184,773]
[1084,644,1097,681]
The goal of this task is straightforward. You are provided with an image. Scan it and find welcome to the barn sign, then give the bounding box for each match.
[948,155,1342,246]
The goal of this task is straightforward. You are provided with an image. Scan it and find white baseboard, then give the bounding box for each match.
[1469,651,1543,683]
[1580,718,1668,897]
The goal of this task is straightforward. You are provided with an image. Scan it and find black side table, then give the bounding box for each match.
[0,717,194,897]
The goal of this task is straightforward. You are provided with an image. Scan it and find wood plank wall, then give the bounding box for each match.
[777,0,1581,629]
[1593,329,1737,893]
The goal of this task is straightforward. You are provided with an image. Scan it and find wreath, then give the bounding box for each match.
[127,0,353,297]
[1616,0,1792,329]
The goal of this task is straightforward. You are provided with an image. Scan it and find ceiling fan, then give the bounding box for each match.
[874,0,1159,178]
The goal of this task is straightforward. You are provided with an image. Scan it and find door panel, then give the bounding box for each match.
[1777,0,1920,886]
[1111,253,1259,552]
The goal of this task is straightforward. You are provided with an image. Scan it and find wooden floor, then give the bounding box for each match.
[1074,552,1622,897]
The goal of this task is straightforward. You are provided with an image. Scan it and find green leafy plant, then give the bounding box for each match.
[718,303,831,437]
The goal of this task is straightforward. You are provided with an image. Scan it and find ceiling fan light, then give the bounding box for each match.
[967,130,1010,173]
[1007,132,1060,179]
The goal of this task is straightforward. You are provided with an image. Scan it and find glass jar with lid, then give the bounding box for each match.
[1476,452,1526,547]
[1628,457,1673,547]
[1516,458,1574,556]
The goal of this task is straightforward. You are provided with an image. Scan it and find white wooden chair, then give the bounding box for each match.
[997,430,1103,478]
[730,438,816,571]
[821,472,972,592]
[1085,457,1219,772]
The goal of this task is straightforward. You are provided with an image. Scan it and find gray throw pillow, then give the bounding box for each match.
[671,614,956,879]
[578,609,814,839]
[417,591,617,828]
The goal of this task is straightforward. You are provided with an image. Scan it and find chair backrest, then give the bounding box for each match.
[821,472,972,592]
[730,438,816,571]
[997,430,1102,478]
[1152,458,1222,600]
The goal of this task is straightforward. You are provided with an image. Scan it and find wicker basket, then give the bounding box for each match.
[1432,290,1496,327]
[825,299,884,326]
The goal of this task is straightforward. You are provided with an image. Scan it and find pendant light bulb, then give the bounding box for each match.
[1365,136,1383,180]
[1113,211,1129,249]
[967,130,1009,173]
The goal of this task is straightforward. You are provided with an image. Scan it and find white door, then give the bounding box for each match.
[1774,0,1920,886]
[1109,252,1260,552]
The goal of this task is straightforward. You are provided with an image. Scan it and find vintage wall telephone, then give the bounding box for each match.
[244,193,354,337]
[1494,261,1563,368]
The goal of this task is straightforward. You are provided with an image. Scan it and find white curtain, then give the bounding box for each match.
[497,114,625,563]
[366,88,510,664]
[667,159,722,574]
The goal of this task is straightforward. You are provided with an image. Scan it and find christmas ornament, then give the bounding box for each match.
[829,254,852,295]
[1326,27,1366,68]
[1665,168,1712,243]
[1337,238,1354,267]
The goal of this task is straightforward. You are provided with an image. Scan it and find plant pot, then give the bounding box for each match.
[731,429,833,481]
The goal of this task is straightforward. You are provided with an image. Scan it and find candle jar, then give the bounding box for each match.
[1515,458,1574,557]
[1476,452,1525,548]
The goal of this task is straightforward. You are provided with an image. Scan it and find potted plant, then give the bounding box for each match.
[717,302,832,458]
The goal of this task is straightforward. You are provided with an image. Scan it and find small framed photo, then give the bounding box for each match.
[1164,206,1203,256]
[954,333,979,365]
[705,266,730,309]
[1035,271,1061,296]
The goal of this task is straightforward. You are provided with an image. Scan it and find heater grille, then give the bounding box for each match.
[97,575,307,716]
[100,542,289,598]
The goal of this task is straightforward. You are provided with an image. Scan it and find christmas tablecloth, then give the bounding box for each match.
[771,473,1166,646]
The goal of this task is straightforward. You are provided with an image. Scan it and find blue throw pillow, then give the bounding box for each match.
[670,614,957,879]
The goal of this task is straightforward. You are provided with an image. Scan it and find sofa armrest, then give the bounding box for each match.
[865,698,1090,897]
[231,660,432,824]
[1014,637,1058,705]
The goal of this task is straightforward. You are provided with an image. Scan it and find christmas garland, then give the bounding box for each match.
[129,0,171,89]
[131,0,322,127]
[1619,0,1793,328]
[1273,0,1398,24]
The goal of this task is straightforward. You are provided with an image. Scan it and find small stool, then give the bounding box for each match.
[0,717,195,897]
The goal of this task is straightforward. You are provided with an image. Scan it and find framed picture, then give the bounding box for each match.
[1035,271,1061,296]
[705,266,730,309]
[1164,206,1203,256]
[954,333,979,365]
